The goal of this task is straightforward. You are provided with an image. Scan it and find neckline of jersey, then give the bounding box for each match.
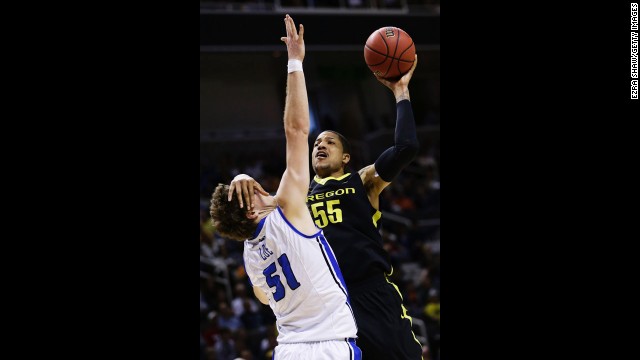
[313,173,351,185]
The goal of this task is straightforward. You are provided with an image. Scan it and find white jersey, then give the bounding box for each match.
[243,207,358,344]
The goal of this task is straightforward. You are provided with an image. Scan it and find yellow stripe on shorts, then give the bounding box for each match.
[385,267,424,359]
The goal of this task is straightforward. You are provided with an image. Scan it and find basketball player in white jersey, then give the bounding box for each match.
[209,15,361,360]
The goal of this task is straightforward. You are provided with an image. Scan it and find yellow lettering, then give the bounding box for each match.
[307,187,355,201]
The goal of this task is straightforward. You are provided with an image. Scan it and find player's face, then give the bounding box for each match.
[253,191,276,211]
[312,131,347,177]
[247,192,278,223]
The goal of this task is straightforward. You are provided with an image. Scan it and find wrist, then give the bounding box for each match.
[287,59,303,73]
[394,88,410,102]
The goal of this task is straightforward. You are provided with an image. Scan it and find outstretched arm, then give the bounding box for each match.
[274,14,310,215]
[360,56,420,208]
[226,16,309,213]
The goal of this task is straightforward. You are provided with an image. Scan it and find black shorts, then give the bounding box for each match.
[348,274,423,360]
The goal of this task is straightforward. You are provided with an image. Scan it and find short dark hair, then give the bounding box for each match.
[326,130,351,154]
[209,184,257,241]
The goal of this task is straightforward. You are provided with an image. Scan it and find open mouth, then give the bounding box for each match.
[315,151,328,159]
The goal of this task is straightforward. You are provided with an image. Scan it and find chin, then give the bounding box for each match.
[314,167,331,178]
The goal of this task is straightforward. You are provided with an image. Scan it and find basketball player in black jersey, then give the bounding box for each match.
[229,53,422,360]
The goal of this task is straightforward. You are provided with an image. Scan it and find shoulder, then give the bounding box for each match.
[358,165,376,188]
[359,164,391,196]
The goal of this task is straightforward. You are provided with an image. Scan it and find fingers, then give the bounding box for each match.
[286,14,298,39]
[254,181,269,196]
[228,179,268,210]
[283,14,304,60]
[283,15,291,43]
[234,182,244,208]
[285,14,294,38]
[241,180,252,210]
[247,181,255,210]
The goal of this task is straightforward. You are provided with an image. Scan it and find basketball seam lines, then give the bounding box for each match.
[365,29,415,76]
[364,44,389,66]
[396,40,414,75]
[364,46,414,64]
[376,30,390,75]
[383,28,400,77]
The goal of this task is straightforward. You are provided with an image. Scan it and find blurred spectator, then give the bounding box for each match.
[202,310,220,347]
[231,283,259,317]
[217,302,243,333]
[201,291,210,321]
[214,327,237,360]
[200,334,208,360]
[259,324,278,360]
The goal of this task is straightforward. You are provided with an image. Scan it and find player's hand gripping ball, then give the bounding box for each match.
[364,26,416,80]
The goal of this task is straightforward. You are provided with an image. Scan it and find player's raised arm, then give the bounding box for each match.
[360,56,419,206]
[274,15,310,212]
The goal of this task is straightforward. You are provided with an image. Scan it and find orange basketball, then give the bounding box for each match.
[364,26,415,80]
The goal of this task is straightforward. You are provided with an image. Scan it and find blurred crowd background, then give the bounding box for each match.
[200,1,440,359]
[200,0,440,13]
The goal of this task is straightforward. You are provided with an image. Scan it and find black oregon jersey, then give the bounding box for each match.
[307,172,391,285]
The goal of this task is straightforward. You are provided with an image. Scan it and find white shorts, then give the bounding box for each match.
[273,338,362,360]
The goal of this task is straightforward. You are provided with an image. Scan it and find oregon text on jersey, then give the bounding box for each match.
[306,187,355,202]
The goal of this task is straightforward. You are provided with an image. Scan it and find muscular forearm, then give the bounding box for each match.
[283,70,309,135]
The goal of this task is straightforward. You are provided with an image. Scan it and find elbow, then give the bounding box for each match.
[285,124,310,138]
[399,139,420,160]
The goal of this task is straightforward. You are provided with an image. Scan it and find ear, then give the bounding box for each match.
[342,153,351,165]
[245,211,258,220]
